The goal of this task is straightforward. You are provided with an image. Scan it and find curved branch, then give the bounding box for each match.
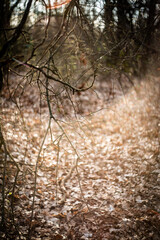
[0,0,33,58]
[26,62,96,92]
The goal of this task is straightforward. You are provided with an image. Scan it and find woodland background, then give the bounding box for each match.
[0,0,160,239]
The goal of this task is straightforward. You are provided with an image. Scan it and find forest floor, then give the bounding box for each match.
[0,74,160,239]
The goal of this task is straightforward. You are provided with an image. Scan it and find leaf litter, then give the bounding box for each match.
[0,75,160,239]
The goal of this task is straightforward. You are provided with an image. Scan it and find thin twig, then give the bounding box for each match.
[27,118,51,240]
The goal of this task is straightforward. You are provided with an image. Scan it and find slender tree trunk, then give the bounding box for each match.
[141,0,157,74]
[116,0,130,39]
[104,0,114,31]
[145,0,157,51]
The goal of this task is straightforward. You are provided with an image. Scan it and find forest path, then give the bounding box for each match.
[1,76,160,239]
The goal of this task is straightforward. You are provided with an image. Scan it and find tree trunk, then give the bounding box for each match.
[104,0,114,31]
[141,0,157,75]
[116,0,130,38]
[145,0,157,51]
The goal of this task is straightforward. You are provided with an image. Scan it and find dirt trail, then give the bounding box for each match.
[0,77,160,239]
